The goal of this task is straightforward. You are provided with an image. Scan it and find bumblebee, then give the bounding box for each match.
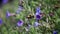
[26,14,34,19]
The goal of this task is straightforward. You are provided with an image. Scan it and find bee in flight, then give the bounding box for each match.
[26,14,34,19]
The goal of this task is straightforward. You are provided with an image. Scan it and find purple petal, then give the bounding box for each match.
[34,22,39,27]
[16,6,23,14]
[36,7,41,13]
[18,6,23,11]
[3,0,8,4]
[53,30,57,34]
[17,20,24,26]
[35,7,41,20]
[36,15,41,20]
[35,12,40,15]
[0,18,3,24]
[6,10,10,18]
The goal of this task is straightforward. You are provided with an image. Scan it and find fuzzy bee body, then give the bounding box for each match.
[26,14,34,19]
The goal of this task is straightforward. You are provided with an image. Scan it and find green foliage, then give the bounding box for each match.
[0,0,60,34]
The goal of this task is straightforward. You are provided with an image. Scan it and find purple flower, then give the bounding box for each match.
[34,21,39,27]
[35,7,41,20]
[36,7,41,13]
[36,14,41,20]
[6,10,11,18]
[2,0,8,4]
[16,6,23,14]
[0,18,3,25]
[17,20,24,26]
[53,30,57,34]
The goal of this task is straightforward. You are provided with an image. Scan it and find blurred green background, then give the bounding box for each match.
[0,0,60,34]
